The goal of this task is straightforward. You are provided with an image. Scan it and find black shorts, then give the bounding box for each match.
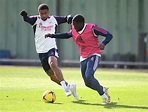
[39,48,59,72]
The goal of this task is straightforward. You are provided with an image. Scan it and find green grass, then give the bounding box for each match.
[0,66,148,112]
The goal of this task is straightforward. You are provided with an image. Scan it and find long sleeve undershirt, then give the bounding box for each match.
[51,25,113,45]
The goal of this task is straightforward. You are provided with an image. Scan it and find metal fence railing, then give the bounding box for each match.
[61,60,148,69]
[0,59,147,69]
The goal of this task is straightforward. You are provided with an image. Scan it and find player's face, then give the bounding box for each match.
[73,21,84,32]
[39,9,49,21]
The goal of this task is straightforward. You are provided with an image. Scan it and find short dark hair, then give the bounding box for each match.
[38,4,49,11]
[73,14,85,23]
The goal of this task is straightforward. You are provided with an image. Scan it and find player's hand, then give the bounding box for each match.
[99,43,105,50]
[67,15,73,24]
[45,33,53,38]
[20,11,27,16]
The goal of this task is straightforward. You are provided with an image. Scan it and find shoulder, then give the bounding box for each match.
[92,24,108,35]
[86,23,95,28]
[47,15,56,20]
[51,15,58,20]
[47,16,58,24]
[29,15,38,19]
[47,15,57,21]
[52,15,67,21]
[92,24,102,31]
[29,15,38,22]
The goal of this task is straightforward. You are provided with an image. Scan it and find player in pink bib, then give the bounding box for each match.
[72,23,102,60]
[45,14,113,104]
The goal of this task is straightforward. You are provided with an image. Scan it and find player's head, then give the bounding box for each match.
[38,4,50,21]
[72,14,85,32]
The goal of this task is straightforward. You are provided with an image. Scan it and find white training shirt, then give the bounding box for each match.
[33,16,58,53]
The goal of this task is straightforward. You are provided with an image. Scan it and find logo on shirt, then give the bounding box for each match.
[39,22,42,26]
[39,22,54,31]
[77,36,85,43]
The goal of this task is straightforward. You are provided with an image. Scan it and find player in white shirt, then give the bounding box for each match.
[20,4,78,100]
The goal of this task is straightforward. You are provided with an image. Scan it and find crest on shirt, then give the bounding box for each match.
[39,22,42,28]
[77,36,85,43]
[39,22,42,26]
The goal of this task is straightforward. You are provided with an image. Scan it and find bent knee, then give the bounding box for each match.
[49,61,57,69]
[84,78,91,87]
[84,82,90,88]
[85,74,94,81]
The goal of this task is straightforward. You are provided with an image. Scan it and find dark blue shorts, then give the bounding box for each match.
[39,48,59,72]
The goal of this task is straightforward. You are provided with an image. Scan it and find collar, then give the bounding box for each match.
[78,23,87,34]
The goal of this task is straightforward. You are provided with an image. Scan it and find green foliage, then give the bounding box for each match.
[0,67,148,112]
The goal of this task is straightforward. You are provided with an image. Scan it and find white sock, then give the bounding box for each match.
[101,93,108,98]
[60,81,68,92]
[67,83,72,89]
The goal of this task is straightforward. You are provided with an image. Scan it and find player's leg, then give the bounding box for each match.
[46,69,79,100]
[48,56,72,96]
[39,50,72,96]
[84,55,104,94]
[39,53,61,85]
[45,69,61,85]
[48,56,78,100]
[81,59,110,104]
[48,56,64,82]
[84,55,110,104]
[80,59,91,87]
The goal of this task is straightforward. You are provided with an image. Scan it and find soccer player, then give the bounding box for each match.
[45,14,113,104]
[20,4,78,100]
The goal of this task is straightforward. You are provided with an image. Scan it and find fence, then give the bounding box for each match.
[0,59,147,69]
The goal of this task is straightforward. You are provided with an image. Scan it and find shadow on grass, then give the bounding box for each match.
[52,102,63,104]
[72,100,148,110]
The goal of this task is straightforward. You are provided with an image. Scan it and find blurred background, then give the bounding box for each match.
[0,0,148,69]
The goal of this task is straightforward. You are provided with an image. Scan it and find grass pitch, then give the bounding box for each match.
[0,66,148,112]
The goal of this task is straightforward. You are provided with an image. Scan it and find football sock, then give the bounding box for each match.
[60,81,68,92]
[67,83,72,89]
[101,93,108,98]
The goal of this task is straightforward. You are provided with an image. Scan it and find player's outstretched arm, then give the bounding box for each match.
[55,15,73,25]
[45,31,72,39]
[20,10,37,25]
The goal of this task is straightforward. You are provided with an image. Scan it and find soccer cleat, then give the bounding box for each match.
[102,96,110,105]
[102,87,110,104]
[65,90,72,97]
[69,84,79,100]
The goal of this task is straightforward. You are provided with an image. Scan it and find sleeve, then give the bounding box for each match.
[54,15,73,25]
[52,31,72,39]
[22,15,37,25]
[54,16,67,25]
[93,25,113,45]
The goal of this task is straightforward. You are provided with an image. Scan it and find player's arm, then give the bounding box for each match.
[54,15,73,25]
[45,31,72,39]
[93,25,113,50]
[20,11,37,25]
